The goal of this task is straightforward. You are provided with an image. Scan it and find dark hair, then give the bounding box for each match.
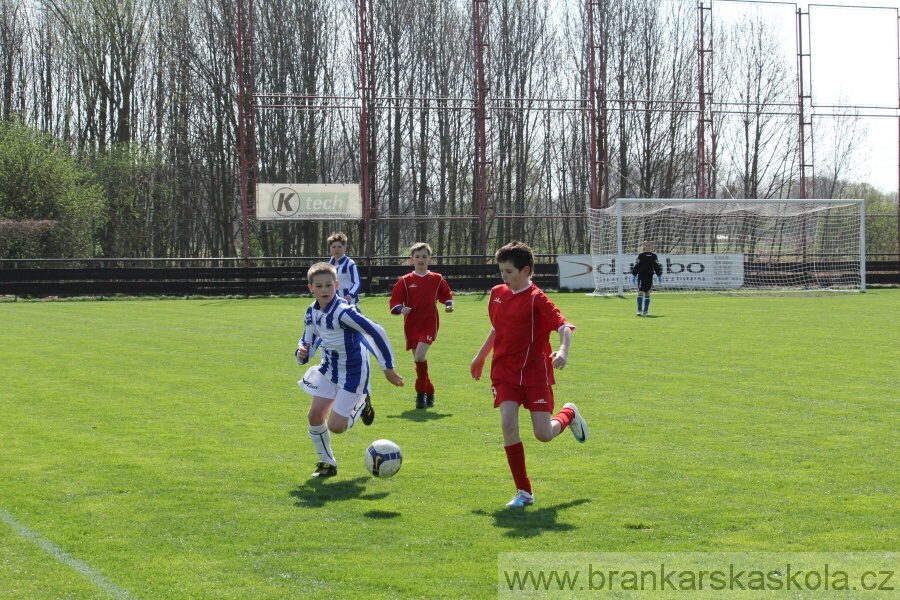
[327,231,348,247]
[495,240,534,273]
[410,242,432,256]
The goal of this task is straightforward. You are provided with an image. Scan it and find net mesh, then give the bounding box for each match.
[589,199,864,293]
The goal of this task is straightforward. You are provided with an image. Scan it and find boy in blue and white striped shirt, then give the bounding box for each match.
[327,231,361,304]
[296,262,404,478]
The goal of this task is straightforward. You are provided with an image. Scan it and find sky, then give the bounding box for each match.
[719,0,900,192]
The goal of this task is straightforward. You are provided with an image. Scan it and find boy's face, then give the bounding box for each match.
[411,250,431,271]
[642,240,653,252]
[329,241,347,259]
[498,261,531,292]
[308,273,338,306]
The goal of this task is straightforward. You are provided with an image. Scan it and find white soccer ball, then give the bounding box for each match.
[364,439,403,478]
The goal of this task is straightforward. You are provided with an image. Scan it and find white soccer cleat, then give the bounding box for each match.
[564,402,588,443]
[506,489,534,508]
[636,311,643,316]
[642,311,650,317]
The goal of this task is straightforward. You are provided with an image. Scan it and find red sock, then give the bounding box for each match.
[420,360,434,395]
[552,406,575,434]
[415,361,428,394]
[504,442,532,494]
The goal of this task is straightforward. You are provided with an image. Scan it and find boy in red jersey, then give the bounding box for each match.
[389,242,454,409]
[470,241,588,508]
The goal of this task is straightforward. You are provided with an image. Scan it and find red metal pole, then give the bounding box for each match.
[473,0,489,260]
[357,0,375,262]
[697,2,707,199]
[235,0,255,265]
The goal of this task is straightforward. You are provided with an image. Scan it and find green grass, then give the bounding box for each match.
[1,291,898,598]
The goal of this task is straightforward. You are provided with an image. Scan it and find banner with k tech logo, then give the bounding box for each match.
[256,184,362,220]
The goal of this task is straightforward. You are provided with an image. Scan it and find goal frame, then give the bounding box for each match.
[596,198,866,296]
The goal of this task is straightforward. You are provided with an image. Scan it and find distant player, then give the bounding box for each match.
[389,242,454,409]
[296,262,404,478]
[470,241,588,508]
[631,239,663,316]
[327,231,361,304]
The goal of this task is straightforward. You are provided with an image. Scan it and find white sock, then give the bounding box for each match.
[308,423,336,465]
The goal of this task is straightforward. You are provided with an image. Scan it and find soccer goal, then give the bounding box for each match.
[588,198,865,295]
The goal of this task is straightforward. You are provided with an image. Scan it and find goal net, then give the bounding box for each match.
[589,199,865,295]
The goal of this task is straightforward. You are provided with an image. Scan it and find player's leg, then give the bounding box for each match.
[412,340,431,408]
[308,395,338,477]
[642,288,652,316]
[413,341,436,407]
[496,389,534,507]
[637,289,645,315]
[327,389,371,433]
[528,387,588,444]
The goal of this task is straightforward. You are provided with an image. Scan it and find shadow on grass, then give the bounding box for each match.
[290,476,390,508]
[472,499,590,538]
[363,510,402,519]
[387,409,453,423]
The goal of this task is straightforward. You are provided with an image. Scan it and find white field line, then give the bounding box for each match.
[0,507,136,600]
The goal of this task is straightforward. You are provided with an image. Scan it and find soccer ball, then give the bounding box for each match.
[364,439,403,478]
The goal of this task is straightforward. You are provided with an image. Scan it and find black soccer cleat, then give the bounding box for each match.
[425,394,435,408]
[415,392,426,409]
[311,462,337,477]
[361,394,375,426]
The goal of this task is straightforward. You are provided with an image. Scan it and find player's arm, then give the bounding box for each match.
[340,309,397,369]
[389,278,408,315]
[470,327,495,381]
[295,331,318,365]
[440,278,454,312]
[550,325,573,369]
[346,261,361,301]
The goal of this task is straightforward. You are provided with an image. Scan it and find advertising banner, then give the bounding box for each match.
[559,254,744,290]
[256,184,362,220]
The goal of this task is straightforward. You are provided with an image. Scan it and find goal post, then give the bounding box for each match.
[588,198,865,295]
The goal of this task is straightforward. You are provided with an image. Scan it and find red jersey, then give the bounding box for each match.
[487,282,573,387]
[389,271,453,349]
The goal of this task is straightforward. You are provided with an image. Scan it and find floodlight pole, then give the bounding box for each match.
[235,0,257,265]
[358,0,377,262]
[697,2,713,199]
[474,0,490,260]
[587,0,608,209]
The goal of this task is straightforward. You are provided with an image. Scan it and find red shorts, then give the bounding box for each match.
[492,383,555,413]
[406,334,435,351]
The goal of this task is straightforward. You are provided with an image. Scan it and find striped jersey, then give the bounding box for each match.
[486,282,574,388]
[328,254,361,303]
[297,295,396,394]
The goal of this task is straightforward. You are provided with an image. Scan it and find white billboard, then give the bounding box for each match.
[559,254,744,290]
[256,184,362,220]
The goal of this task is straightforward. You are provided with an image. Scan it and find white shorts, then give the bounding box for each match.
[298,367,366,418]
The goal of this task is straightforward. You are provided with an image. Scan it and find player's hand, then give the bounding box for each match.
[632,276,637,284]
[295,343,309,363]
[445,305,454,313]
[550,350,568,370]
[384,368,404,387]
[470,358,485,380]
[401,307,412,316]
[657,276,663,283]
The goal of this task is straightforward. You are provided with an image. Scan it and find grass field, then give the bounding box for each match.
[1,290,898,599]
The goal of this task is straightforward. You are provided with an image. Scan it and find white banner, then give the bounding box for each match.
[256,184,362,220]
[559,254,744,290]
